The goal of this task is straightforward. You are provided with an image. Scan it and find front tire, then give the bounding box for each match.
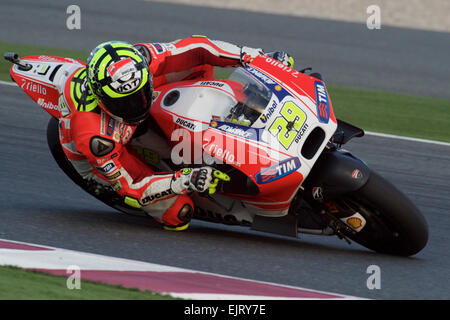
[339,170,428,256]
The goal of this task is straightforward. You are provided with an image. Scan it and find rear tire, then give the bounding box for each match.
[341,170,428,256]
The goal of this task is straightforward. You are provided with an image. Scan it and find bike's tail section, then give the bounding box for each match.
[4,53,85,118]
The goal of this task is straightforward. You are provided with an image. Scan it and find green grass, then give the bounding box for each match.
[1,40,449,143]
[328,85,450,142]
[0,266,178,300]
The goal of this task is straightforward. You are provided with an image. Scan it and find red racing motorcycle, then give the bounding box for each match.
[4,51,428,256]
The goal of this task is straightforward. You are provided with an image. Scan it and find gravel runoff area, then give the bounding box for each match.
[148,0,450,33]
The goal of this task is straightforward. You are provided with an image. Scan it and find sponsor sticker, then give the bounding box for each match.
[199,81,225,88]
[100,112,106,135]
[112,132,121,143]
[141,189,174,204]
[122,126,133,144]
[264,56,300,78]
[341,212,367,232]
[107,58,136,81]
[312,187,323,200]
[21,79,47,95]
[347,217,363,229]
[206,143,241,167]
[255,157,301,184]
[107,58,142,94]
[106,171,121,181]
[175,117,196,130]
[112,181,122,191]
[352,169,363,179]
[106,118,115,136]
[260,100,278,124]
[314,81,330,124]
[294,122,309,143]
[246,65,276,85]
[210,120,262,141]
[37,98,58,111]
[58,94,71,117]
[244,65,290,101]
[152,90,161,101]
[151,43,166,54]
[95,161,116,174]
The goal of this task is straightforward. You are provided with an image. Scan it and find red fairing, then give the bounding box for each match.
[9,55,86,119]
[12,37,327,219]
[149,79,304,210]
[251,56,337,124]
[10,72,59,119]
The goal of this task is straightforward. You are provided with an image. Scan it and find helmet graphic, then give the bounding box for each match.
[86,41,153,124]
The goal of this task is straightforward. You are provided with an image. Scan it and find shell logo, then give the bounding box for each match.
[152,91,160,101]
[210,120,218,128]
[346,217,363,229]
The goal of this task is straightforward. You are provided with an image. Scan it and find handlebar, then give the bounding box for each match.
[4,52,32,71]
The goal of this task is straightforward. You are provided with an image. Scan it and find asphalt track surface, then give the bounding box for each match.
[1,0,449,299]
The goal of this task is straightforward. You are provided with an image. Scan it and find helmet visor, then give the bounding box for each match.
[99,82,152,124]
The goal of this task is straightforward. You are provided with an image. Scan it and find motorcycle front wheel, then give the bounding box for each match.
[334,170,428,256]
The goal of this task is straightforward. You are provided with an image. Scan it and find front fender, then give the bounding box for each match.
[304,148,371,200]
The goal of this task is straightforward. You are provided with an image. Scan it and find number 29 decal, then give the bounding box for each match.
[268,101,307,150]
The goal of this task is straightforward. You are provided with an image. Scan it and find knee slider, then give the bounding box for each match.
[178,204,193,223]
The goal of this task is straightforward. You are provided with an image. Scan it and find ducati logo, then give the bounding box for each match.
[90,136,115,157]
[352,169,363,179]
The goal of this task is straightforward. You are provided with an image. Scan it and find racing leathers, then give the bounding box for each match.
[58,35,291,230]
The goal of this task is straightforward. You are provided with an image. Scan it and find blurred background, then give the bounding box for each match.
[1,0,449,140]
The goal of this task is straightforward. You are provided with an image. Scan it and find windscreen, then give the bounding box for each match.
[216,67,273,126]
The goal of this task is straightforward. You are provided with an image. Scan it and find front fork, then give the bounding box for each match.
[295,145,372,237]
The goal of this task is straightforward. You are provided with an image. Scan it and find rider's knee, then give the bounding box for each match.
[161,195,194,231]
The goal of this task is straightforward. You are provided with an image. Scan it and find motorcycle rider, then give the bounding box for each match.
[59,35,294,230]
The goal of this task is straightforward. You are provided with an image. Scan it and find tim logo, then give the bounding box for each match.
[314,81,330,124]
[255,157,301,184]
[96,161,115,173]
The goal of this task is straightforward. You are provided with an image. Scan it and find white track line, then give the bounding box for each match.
[1,79,448,146]
[365,131,450,147]
[0,238,361,300]
[0,80,17,86]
